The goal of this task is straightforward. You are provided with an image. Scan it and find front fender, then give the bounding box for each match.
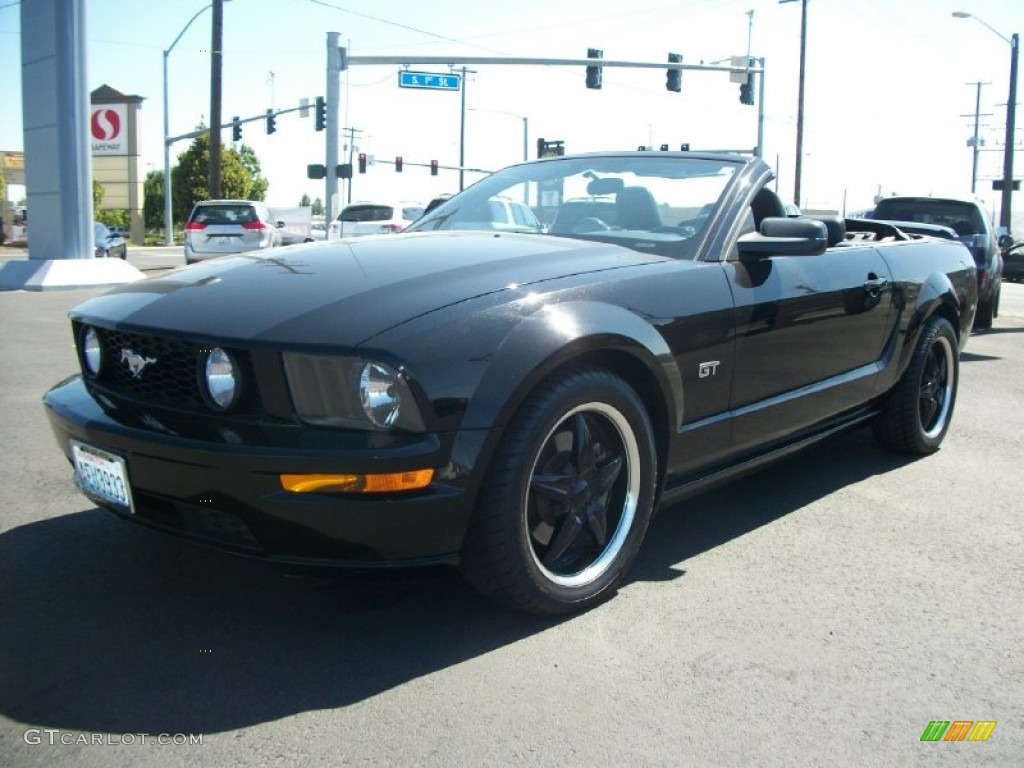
[460,300,684,432]
[441,300,684,500]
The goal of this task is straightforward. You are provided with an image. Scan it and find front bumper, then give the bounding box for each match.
[43,376,473,566]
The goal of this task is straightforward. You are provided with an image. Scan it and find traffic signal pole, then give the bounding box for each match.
[325,32,342,226]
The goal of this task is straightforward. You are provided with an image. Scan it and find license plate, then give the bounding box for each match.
[70,440,134,512]
[215,236,234,245]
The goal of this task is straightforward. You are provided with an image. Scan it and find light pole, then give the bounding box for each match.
[953,11,1019,233]
[163,4,214,246]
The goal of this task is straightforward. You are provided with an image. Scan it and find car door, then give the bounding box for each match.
[722,229,894,453]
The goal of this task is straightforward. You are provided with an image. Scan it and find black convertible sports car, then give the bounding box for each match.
[44,152,977,615]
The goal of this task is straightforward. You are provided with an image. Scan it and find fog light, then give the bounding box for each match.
[202,347,241,410]
[81,326,104,377]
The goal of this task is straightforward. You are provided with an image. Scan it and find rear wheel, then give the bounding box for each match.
[873,316,958,455]
[460,369,657,615]
[974,293,994,329]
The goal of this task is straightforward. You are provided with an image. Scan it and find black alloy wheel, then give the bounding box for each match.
[460,368,657,615]
[874,316,958,455]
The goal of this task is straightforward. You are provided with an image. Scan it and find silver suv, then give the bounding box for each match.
[184,200,283,264]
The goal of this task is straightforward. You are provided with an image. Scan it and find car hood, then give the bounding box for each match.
[71,232,665,349]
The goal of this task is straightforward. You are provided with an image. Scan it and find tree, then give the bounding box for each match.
[237,144,268,201]
[311,197,323,216]
[143,170,165,230]
[92,179,104,210]
[299,193,311,207]
[171,132,268,224]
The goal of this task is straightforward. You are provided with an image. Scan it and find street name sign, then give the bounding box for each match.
[398,71,461,91]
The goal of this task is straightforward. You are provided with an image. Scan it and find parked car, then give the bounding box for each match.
[44,151,977,616]
[309,221,328,241]
[869,196,1001,328]
[423,194,544,233]
[183,200,282,264]
[327,201,424,239]
[92,222,126,259]
[1002,239,1024,282]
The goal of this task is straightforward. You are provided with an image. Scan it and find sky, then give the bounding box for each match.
[0,0,1020,225]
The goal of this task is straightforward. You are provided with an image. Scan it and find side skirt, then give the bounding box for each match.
[659,406,881,508]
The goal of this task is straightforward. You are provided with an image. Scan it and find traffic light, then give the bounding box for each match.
[430,159,438,176]
[337,163,352,180]
[395,156,403,173]
[739,58,755,106]
[586,48,603,90]
[314,96,326,131]
[306,164,326,180]
[537,138,566,158]
[232,117,241,142]
[266,109,276,135]
[666,52,682,92]
[358,153,367,174]
[739,73,754,105]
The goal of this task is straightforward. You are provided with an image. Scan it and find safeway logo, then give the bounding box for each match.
[90,108,121,141]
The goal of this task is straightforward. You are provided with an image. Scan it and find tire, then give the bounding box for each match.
[873,316,959,455]
[974,294,994,329]
[460,368,657,615]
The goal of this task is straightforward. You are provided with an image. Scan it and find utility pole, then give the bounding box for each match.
[209,0,224,199]
[344,125,363,204]
[962,82,991,193]
[1000,33,1018,232]
[780,0,807,208]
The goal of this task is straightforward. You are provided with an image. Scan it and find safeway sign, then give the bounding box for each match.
[91,104,128,155]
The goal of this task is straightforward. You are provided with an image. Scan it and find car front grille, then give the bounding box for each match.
[81,325,259,415]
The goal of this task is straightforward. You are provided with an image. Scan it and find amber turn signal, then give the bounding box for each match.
[280,469,434,494]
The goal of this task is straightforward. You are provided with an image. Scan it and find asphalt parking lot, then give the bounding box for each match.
[1,246,1021,767]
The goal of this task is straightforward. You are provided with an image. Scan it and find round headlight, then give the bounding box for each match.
[360,363,404,428]
[81,326,103,377]
[203,347,241,410]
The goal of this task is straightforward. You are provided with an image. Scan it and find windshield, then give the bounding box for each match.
[406,154,741,258]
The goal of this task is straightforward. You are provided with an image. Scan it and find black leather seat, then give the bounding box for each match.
[750,188,787,228]
[616,187,661,230]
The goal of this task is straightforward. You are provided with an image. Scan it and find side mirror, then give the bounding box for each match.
[998,233,1013,249]
[737,217,828,258]
[276,221,285,229]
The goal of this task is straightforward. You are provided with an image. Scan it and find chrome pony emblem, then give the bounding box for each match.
[121,348,157,379]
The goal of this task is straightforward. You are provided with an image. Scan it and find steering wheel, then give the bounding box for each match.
[573,217,611,233]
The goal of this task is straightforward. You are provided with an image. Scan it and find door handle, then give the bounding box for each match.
[863,274,888,297]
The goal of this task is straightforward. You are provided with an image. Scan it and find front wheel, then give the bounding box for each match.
[873,316,959,455]
[460,369,657,615]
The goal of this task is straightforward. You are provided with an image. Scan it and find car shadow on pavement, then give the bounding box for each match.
[629,428,917,584]
[0,429,914,737]
[0,509,565,736]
